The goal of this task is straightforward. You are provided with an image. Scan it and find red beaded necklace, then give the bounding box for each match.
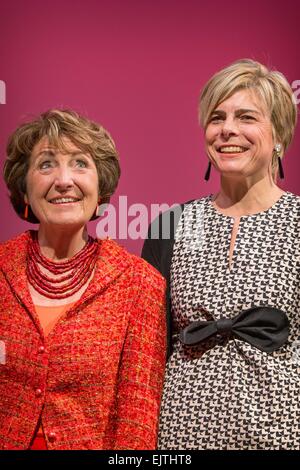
[26,231,98,299]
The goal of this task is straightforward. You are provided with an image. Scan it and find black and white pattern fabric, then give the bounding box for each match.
[158,192,300,450]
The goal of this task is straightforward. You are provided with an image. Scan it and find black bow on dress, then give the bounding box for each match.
[179,306,289,352]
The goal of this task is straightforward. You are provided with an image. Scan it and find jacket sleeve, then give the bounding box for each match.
[141,206,182,277]
[113,261,167,450]
[141,205,184,360]
[141,235,161,273]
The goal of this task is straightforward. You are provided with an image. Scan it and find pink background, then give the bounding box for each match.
[1,0,299,255]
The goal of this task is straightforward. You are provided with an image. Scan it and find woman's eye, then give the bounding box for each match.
[210,115,222,123]
[240,115,255,121]
[76,159,87,168]
[39,161,52,169]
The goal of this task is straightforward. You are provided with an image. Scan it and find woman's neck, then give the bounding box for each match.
[214,175,285,217]
[37,225,89,260]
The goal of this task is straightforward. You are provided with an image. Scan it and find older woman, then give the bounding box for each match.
[0,109,166,450]
[142,59,299,449]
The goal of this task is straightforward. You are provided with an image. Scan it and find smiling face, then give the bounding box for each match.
[205,89,276,179]
[25,136,99,229]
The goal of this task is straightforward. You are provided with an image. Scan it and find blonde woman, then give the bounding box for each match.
[0,109,166,450]
[142,59,299,449]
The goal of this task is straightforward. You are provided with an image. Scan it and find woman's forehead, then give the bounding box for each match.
[216,89,269,115]
[32,135,84,156]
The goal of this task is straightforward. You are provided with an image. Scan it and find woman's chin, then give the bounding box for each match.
[217,162,248,176]
[40,216,88,229]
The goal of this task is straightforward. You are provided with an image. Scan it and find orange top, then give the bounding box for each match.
[35,303,75,337]
[32,303,75,444]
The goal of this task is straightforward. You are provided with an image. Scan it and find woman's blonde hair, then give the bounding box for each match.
[199,59,297,178]
[3,109,120,223]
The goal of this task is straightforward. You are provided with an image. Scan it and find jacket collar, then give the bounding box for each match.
[0,231,132,336]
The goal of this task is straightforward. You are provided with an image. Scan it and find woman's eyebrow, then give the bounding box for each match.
[69,151,90,157]
[35,150,90,158]
[211,109,225,115]
[212,108,260,115]
[235,108,260,115]
[35,149,56,158]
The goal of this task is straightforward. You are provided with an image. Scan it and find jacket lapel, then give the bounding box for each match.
[0,231,43,335]
[1,232,132,327]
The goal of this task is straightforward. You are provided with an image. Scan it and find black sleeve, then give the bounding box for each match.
[141,205,184,359]
[141,227,162,274]
[141,205,183,278]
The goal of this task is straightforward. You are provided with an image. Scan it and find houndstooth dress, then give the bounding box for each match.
[158,192,300,450]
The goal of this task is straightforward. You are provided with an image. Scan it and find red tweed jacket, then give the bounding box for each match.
[0,231,166,450]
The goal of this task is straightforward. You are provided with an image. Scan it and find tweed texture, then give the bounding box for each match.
[158,192,300,449]
[0,231,166,450]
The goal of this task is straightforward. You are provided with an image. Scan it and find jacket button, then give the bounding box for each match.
[35,388,42,397]
[38,346,45,353]
[48,432,57,443]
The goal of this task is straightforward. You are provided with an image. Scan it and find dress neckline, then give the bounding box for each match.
[207,191,289,220]
[35,302,75,310]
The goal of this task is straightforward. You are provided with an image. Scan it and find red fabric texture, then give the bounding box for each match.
[29,435,48,450]
[0,231,166,450]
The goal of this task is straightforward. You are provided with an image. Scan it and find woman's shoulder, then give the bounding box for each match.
[145,195,209,237]
[0,231,30,263]
[97,237,166,285]
[285,191,300,204]
[282,191,300,217]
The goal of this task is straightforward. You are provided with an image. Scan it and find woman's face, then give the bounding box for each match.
[205,89,275,179]
[25,135,99,228]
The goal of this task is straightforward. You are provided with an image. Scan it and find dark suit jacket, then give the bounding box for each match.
[142,202,193,358]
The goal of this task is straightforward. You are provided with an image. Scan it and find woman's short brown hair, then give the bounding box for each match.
[3,109,120,223]
[199,59,297,178]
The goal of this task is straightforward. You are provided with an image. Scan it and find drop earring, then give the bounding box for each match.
[24,203,29,219]
[95,197,101,217]
[275,144,284,179]
[204,161,211,181]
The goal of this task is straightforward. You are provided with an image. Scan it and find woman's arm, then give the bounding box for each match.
[113,261,167,450]
[141,205,185,360]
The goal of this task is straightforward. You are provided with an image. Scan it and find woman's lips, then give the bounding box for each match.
[217,145,248,157]
[48,197,81,205]
[218,145,248,153]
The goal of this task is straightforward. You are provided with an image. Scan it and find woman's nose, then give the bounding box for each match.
[221,117,239,138]
[53,165,74,190]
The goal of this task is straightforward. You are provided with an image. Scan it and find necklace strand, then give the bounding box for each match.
[26,231,98,299]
